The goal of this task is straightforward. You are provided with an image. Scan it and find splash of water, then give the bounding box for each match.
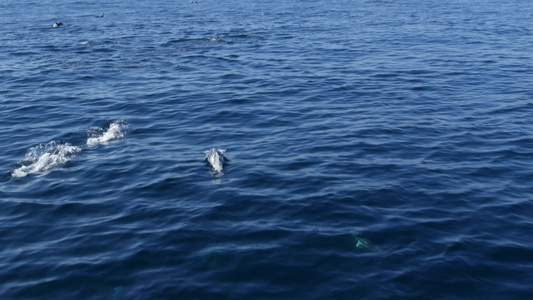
[87,121,126,147]
[12,141,81,178]
[209,35,227,42]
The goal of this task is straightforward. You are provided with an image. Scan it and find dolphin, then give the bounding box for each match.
[53,22,63,27]
[205,148,226,173]
[352,230,380,252]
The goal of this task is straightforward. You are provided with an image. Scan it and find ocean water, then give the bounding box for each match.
[1,0,533,298]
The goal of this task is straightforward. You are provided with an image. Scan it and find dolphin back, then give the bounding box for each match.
[205,148,226,172]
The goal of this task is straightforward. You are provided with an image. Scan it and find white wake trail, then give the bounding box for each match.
[12,142,81,178]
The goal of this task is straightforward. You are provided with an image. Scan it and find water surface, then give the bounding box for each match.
[1,0,533,298]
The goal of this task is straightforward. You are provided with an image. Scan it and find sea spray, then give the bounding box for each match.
[12,141,81,178]
[87,121,126,147]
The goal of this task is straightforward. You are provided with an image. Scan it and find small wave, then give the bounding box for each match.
[79,40,124,46]
[12,142,81,178]
[208,34,264,42]
[363,0,390,3]
[87,121,126,147]
[168,34,263,44]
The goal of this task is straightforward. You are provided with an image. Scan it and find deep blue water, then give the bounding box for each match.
[1,0,533,298]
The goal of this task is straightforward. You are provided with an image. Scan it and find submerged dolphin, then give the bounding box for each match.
[205,148,226,173]
[352,230,380,252]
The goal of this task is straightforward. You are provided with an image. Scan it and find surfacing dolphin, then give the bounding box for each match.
[205,148,226,173]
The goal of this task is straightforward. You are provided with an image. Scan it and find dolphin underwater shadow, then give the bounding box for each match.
[352,230,380,252]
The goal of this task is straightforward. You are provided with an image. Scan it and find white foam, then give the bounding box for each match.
[209,35,227,42]
[205,148,226,173]
[12,142,81,178]
[87,122,125,147]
